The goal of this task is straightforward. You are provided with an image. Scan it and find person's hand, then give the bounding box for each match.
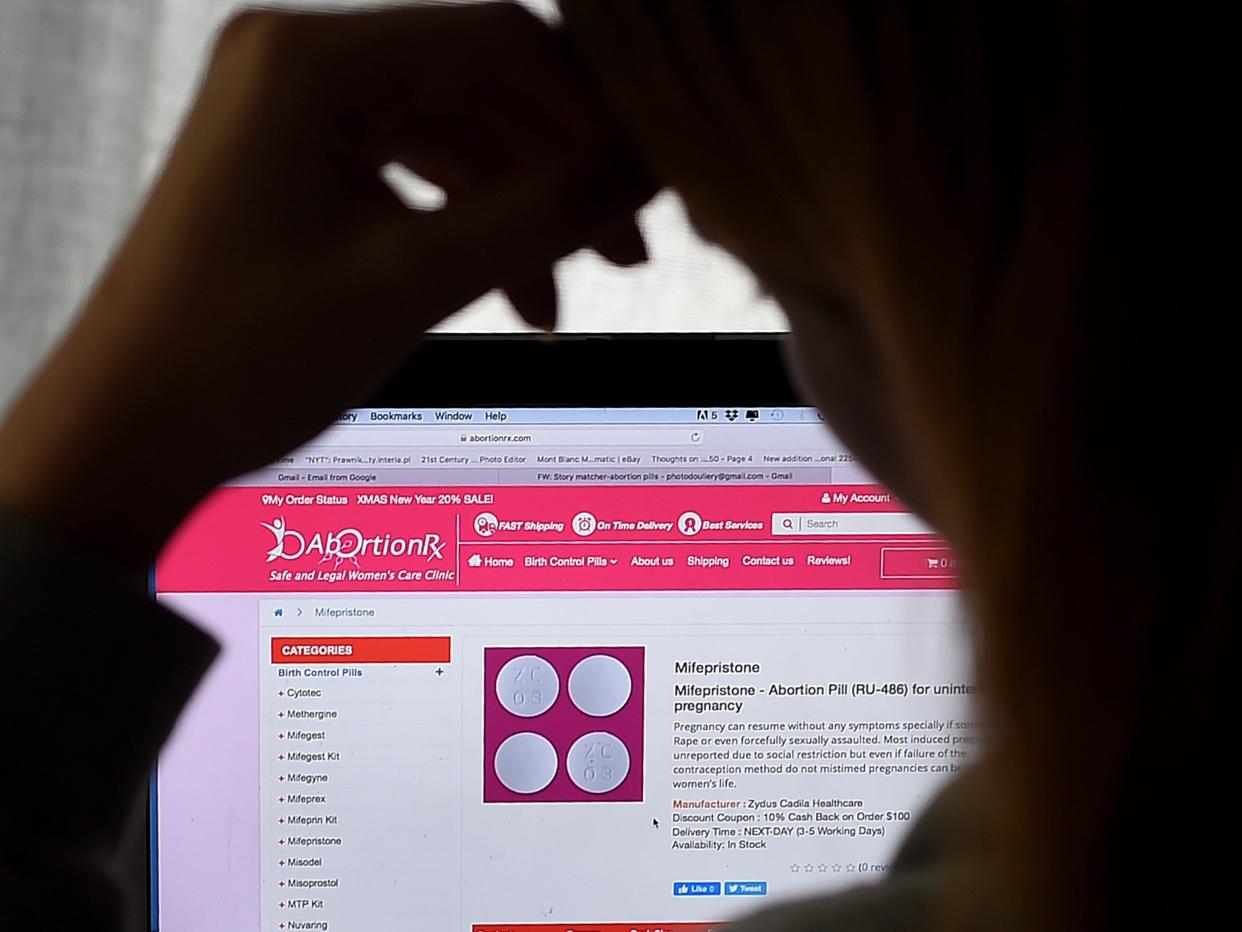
[0,3,655,573]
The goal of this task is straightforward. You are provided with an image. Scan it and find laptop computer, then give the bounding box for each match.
[150,334,973,931]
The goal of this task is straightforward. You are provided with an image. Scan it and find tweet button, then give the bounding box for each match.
[725,881,768,896]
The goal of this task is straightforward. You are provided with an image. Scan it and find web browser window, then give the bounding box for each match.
[153,406,978,932]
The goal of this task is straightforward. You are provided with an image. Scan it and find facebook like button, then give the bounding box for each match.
[673,881,722,897]
[725,881,768,896]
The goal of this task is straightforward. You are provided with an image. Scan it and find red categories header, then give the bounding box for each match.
[270,636,451,664]
[156,486,955,593]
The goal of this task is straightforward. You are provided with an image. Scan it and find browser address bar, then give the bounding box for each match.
[771,512,934,535]
[309,426,706,447]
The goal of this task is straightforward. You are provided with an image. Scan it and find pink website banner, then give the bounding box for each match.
[157,485,956,593]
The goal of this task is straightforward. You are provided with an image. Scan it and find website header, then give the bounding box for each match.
[157,485,955,593]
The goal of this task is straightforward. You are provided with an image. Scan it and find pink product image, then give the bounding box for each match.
[483,646,644,803]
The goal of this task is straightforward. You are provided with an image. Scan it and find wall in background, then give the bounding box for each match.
[0,0,785,408]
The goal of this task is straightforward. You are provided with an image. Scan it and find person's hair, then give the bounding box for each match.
[563,3,1227,929]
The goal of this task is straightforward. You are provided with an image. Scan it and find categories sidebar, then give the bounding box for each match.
[260,606,459,931]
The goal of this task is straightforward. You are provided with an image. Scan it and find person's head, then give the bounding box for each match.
[563,2,1226,928]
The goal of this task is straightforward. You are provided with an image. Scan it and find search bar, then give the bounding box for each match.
[771,512,934,536]
[308,426,706,447]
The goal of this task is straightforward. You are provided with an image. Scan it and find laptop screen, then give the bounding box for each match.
[152,404,975,931]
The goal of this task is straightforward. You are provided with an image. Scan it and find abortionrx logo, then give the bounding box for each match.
[261,516,445,566]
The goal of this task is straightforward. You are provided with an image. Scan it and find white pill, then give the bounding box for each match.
[494,732,557,794]
[496,654,559,717]
[567,731,630,794]
[568,654,632,717]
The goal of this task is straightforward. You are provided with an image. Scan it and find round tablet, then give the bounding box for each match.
[568,654,632,717]
[496,654,559,717]
[567,731,630,794]
[494,732,557,794]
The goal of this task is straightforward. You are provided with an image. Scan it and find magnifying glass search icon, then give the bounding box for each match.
[782,518,794,530]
